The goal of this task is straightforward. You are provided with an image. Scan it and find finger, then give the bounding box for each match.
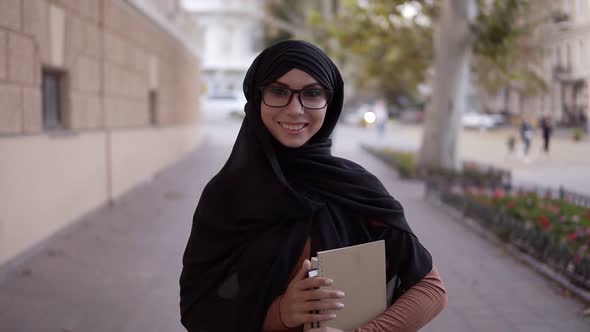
[303,289,345,301]
[298,277,333,290]
[302,312,337,323]
[303,299,344,312]
[294,259,311,283]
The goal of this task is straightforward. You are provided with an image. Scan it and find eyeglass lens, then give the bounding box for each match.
[262,87,328,109]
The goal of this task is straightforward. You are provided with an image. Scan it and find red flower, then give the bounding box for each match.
[493,189,505,199]
[537,216,551,230]
[544,204,560,214]
[573,254,582,264]
[567,233,577,241]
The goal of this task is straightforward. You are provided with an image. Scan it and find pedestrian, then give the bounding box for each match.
[373,98,388,138]
[506,135,516,155]
[539,113,553,153]
[520,118,533,156]
[179,40,447,332]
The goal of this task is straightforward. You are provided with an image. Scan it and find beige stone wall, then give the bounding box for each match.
[0,0,201,135]
[0,124,202,265]
[0,0,202,266]
[0,132,109,266]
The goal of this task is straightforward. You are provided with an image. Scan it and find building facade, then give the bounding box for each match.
[539,0,590,126]
[183,0,264,121]
[477,0,590,128]
[0,0,202,267]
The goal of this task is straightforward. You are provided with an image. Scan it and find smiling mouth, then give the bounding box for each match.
[278,122,308,131]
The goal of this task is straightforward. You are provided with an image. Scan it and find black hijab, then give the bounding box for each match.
[179,40,432,332]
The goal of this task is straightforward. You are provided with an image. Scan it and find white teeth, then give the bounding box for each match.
[279,122,306,131]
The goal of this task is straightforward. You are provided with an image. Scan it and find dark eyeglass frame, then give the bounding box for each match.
[258,86,332,110]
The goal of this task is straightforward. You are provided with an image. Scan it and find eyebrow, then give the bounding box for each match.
[271,81,323,89]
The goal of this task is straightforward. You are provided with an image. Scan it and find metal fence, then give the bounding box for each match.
[427,178,590,291]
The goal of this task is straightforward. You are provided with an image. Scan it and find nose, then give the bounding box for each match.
[284,92,304,115]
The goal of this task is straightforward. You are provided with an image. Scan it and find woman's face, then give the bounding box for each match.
[260,69,328,148]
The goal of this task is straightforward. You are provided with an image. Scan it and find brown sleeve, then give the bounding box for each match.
[262,295,289,331]
[354,266,447,332]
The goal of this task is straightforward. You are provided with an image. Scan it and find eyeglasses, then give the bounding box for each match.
[260,86,331,109]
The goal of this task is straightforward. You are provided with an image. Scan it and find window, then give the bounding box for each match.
[42,70,65,130]
[149,90,157,125]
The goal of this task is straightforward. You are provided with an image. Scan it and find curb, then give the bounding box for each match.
[426,194,590,305]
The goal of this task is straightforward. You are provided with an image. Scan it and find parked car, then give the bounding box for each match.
[461,112,500,130]
[201,92,246,121]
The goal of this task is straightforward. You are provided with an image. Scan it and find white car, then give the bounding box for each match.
[461,112,497,130]
[201,93,246,121]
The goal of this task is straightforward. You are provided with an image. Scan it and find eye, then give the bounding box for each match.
[302,88,323,98]
[268,87,289,96]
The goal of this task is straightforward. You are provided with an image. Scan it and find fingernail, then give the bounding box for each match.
[336,291,345,298]
[329,313,337,318]
[336,302,344,308]
[324,279,333,286]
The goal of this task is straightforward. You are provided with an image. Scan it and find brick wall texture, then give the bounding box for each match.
[0,0,201,135]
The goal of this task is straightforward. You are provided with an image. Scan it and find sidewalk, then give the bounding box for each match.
[352,122,590,195]
[0,122,589,331]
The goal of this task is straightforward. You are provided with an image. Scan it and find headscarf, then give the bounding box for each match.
[179,40,432,332]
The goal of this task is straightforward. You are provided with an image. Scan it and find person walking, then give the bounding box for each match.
[539,113,553,153]
[179,40,447,332]
[373,98,388,139]
[520,118,533,157]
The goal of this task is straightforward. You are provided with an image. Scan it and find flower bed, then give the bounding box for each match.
[439,185,590,290]
[362,146,416,179]
[361,144,590,290]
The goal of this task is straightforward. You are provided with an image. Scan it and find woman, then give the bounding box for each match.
[180,40,447,332]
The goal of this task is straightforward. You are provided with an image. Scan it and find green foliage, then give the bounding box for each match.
[366,146,510,185]
[301,0,548,103]
[309,0,435,106]
[572,127,584,141]
[472,0,548,95]
[362,145,417,178]
[382,148,417,178]
[262,0,324,46]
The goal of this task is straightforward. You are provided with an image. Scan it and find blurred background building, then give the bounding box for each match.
[480,0,590,127]
[182,0,264,121]
[540,0,590,126]
[0,0,202,267]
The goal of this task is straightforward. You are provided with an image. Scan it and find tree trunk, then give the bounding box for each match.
[417,0,476,171]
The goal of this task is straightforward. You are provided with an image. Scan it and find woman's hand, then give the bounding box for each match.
[279,259,346,328]
[307,327,345,332]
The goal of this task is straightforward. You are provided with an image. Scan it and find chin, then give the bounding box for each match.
[277,137,308,148]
